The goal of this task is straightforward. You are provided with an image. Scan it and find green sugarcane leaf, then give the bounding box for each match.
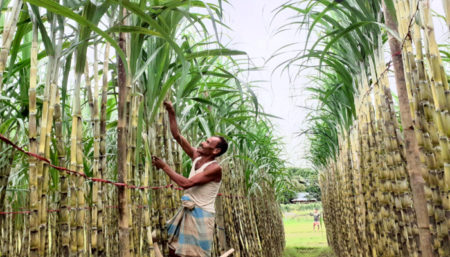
[8,9,30,75]
[383,0,397,24]
[28,4,54,56]
[186,97,219,108]
[107,0,186,70]
[134,101,145,168]
[24,0,128,74]
[107,25,163,38]
[149,71,182,123]
[198,116,211,138]
[319,21,376,67]
[132,44,164,84]
[61,53,72,120]
[0,118,15,133]
[185,49,246,61]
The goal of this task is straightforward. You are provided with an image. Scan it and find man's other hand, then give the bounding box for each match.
[152,156,167,170]
[163,100,175,113]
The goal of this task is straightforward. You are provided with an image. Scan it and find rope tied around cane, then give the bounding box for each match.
[0,134,247,215]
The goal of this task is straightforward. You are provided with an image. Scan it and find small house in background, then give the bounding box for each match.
[290,192,317,204]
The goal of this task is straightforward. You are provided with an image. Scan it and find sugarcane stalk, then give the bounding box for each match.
[0,135,16,256]
[75,100,85,257]
[69,70,82,257]
[117,7,130,256]
[154,109,166,255]
[142,132,155,257]
[98,41,110,257]
[84,57,95,256]
[35,26,58,253]
[55,87,70,257]
[126,88,138,256]
[0,0,22,92]
[372,46,409,256]
[160,113,170,255]
[28,18,39,257]
[382,2,434,256]
[39,81,56,256]
[90,42,101,257]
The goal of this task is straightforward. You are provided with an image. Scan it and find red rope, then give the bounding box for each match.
[391,51,402,57]
[0,133,180,191]
[0,133,246,215]
[0,134,217,193]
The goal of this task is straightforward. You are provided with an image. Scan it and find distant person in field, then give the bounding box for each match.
[311,208,321,231]
[151,101,228,257]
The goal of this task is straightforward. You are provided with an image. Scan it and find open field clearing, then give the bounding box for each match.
[282,203,334,257]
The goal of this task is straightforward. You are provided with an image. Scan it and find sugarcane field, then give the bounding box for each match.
[0,0,449,256]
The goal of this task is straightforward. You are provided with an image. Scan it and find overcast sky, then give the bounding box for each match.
[218,0,313,167]
[215,0,449,168]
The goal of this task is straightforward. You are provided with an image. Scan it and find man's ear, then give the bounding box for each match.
[213,148,220,156]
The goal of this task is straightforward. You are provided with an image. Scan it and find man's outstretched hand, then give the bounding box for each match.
[163,100,175,114]
[152,156,168,170]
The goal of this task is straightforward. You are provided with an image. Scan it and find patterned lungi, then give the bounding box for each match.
[166,196,215,257]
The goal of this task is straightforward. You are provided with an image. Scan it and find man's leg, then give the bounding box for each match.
[152,230,165,257]
[169,248,180,257]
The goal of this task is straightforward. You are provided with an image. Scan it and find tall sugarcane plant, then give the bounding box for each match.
[0,0,288,256]
[277,0,449,256]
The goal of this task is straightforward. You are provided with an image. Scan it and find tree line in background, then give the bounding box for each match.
[280,167,321,204]
[0,0,288,256]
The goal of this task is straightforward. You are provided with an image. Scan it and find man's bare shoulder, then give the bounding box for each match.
[210,162,222,171]
[204,162,222,182]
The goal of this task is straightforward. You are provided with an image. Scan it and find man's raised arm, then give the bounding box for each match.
[163,101,197,159]
[152,156,220,189]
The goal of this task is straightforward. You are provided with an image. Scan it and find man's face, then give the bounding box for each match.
[198,136,220,156]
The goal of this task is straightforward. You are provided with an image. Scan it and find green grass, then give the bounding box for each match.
[283,203,334,257]
[283,247,334,257]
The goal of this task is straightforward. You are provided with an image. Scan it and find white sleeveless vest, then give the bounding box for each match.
[183,157,221,213]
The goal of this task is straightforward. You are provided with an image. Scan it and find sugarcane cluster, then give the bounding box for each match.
[0,1,287,257]
[321,48,423,256]
[319,0,449,256]
[0,106,285,257]
[211,158,285,257]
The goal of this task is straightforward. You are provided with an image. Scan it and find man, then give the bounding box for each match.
[151,101,228,257]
